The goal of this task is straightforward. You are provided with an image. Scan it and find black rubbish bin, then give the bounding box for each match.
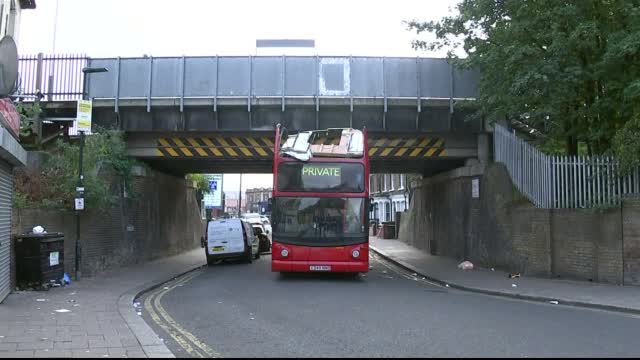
[381,222,396,239]
[15,233,65,290]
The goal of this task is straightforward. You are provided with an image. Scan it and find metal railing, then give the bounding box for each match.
[494,123,640,208]
[16,53,88,101]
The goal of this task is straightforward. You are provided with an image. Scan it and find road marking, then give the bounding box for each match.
[143,270,222,358]
[144,278,204,357]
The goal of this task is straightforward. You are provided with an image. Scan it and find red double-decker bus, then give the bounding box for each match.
[271,125,370,274]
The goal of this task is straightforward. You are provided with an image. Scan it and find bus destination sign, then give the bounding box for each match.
[302,166,341,177]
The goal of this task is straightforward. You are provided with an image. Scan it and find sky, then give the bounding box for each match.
[18,0,460,57]
[17,0,460,191]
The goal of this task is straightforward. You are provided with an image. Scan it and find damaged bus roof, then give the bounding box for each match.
[279,128,364,161]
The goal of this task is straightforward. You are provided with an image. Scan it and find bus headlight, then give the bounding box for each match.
[281,249,289,257]
[352,250,360,258]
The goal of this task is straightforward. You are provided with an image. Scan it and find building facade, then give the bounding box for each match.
[0,0,35,42]
[0,0,36,302]
[369,174,409,224]
[223,192,245,217]
[245,187,272,214]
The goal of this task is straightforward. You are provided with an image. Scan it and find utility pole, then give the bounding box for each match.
[75,130,84,279]
[75,66,108,280]
[238,174,243,217]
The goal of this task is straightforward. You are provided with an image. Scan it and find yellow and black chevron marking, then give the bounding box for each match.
[367,137,446,158]
[156,136,275,158]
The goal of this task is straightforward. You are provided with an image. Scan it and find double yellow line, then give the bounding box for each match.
[143,270,221,358]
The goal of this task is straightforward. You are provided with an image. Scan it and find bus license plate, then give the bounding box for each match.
[310,265,331,271]
[212,247,225,252]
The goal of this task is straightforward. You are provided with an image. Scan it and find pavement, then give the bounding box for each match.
[370,236,640,315]
[0,248,206,358]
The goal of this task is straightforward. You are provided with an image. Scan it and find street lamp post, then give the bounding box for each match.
[75,66,109,280]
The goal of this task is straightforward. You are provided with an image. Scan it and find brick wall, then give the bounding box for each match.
[623,200,640,285]
[508,207,552,276]
[399,163,636,285]
[551,209,622,283]
[10,168,204,285]
[398,181,432,252]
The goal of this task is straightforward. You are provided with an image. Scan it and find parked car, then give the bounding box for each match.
[242,213,262,222]
[252,224,271,253]
[201,218,259,265]
[243,213,271,238]
[260,216,272,240]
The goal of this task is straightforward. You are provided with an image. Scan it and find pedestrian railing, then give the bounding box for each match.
[16,54,88,101]
[493,123,640,208]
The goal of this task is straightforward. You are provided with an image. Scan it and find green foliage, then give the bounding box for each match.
[15,102,42,138]
[613,114,640,175]
[186,174,211,194]
[407,0,640,156]
[14,130,139,211]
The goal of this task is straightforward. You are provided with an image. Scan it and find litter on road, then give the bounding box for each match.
[55,309,71,313]
[458,261,474,270]
[549,301,559,305]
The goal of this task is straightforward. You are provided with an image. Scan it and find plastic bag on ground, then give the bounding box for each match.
[457,261,474,270]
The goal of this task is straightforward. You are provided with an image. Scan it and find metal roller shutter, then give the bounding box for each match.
[0,160,13,303]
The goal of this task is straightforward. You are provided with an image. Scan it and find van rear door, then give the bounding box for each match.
[207,219,245,255]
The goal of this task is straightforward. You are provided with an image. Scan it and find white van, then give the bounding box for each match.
[202,219,260,265]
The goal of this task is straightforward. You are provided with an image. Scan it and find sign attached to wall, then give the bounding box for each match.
[76,100,92,132]
[49,252,60,266]
[0,99,20,139]
[472,178,480,199]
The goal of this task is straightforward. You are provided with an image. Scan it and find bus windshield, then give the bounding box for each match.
[277,162,365,193]
[272,197,366,246]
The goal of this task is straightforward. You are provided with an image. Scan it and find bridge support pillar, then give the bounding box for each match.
[477,133,491,165]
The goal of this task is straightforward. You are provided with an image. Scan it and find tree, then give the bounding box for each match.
[407,0,640,156]
[15,130,140,210]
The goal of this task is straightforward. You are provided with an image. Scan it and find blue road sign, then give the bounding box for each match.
[209,180,217,191]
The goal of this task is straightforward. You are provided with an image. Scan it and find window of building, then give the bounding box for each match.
[383,175,388,192]
[400,174,405,190]
[390,175,395,191]
[392,202,396,221]
[384,202,391,222]
[0,4,4,38]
